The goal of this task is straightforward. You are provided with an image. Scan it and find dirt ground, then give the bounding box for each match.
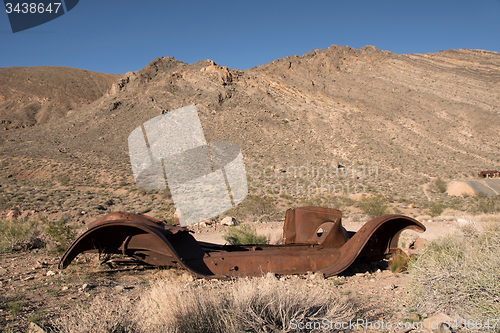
[0,217,475,333]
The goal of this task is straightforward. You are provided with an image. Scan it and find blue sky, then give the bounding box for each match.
[1,0,499,74]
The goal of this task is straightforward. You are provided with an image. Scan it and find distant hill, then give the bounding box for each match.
[1,46,499,202]
[0,66,119,129]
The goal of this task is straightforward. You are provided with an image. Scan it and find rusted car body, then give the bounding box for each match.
[59,206,425,278]
[478,170,500,178]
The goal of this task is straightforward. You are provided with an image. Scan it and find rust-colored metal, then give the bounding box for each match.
[59,207,425,278]
[478,170,500,178]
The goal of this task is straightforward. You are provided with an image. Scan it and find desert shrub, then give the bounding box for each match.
[55,295,137,333]
[0,194,6,209]
[359,195,388,217]
[58,277,355,333]
[429,202,445,217]
[44,216,76,254]
[223,224,267,245]
[228,278,353,332]
[0,219,44,252]
[7,300,24,317]
[434,177,447,193]
[58,174,70,186]
[226,195,277,222]
[408,222,500,319]
[474,195,500,214]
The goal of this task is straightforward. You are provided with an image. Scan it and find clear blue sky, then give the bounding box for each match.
[1,0,499,74]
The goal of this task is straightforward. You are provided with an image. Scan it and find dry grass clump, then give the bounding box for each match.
[55,296,137,333]
[388,250,410,273]
[0,215,77,253]
[408,220,500,319]
[138,277,355,332]
[57,276,355,333]
[0,219,44,252]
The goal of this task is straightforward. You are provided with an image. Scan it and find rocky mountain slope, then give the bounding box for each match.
[1,45,499,202]
[0,66,119,130]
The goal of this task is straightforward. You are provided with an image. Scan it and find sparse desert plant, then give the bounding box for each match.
[474,195,500,214]
[388,250,410,273]
[434,177,447,193]
[55,294,137,333]
[359,195,388,217]
[58,174,70,186]
[223,224,267,245]
[429,202,445,217]
[43,216,76,254]
[228,278,354,332]
[408,222,500,320]
[7,300,24,317]
[226,195,277,222]
[58,276,355,333]
[0,218,44,252]
[0,194,6,209]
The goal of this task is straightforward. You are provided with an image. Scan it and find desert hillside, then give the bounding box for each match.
[0,66,119,130]
[1,45,499,203]
[1,45,500,332]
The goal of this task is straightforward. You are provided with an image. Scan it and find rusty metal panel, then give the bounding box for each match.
[60,208,425,279]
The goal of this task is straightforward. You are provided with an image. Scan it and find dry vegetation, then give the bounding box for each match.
[408,217,500,321]
[1,46,500,332]
[56,275,355,333]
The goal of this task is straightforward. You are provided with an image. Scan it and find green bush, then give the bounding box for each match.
[223,224,267,245]
[44,216,76,254]
[359,195,388,217]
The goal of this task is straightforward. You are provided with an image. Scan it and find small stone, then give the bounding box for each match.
[28,322,45,333]
[34,261,48,269]
[220,216,236,226]
[309,272,324,280]
[62,286,68,291]
[383,283,396,290]
[46,270,55,276]
[423,313,455,332]
[266,272,277,279]
[410,238,429,250]
[115,285,125,291]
